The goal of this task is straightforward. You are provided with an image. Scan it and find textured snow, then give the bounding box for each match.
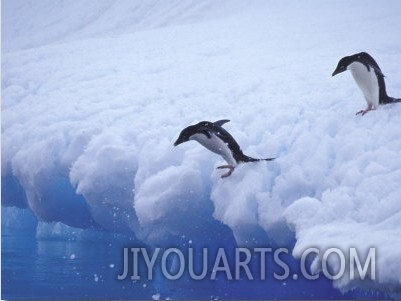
[2,0,401,296]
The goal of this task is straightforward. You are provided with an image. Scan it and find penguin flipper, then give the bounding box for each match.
[371,65,385,77]
[213,119,230,127]
[357,52,384,75]
[362,63,385,77]
[201,130,212,139]
[362,62,371,72]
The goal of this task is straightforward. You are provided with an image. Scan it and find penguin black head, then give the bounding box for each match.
[174,125,198,146]
[174,120,229,146]
[332,52,383,77]
[332,56,349,76]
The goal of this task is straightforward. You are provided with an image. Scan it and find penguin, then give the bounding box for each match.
[332,52,401,115]
[174,119,275,178]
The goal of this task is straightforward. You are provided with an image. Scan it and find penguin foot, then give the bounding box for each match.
[356,109,371,116]
[356,105,375,116]
[217,165,235,178]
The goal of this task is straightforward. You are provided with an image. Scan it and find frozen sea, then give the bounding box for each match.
[2,0,401,299]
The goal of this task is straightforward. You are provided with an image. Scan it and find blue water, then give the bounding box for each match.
[1,226,389,300]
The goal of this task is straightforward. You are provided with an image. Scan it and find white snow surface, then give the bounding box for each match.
[2,0,401,295]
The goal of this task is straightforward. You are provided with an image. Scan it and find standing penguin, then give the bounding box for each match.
[332,52,401,115]
[174,119,275,178]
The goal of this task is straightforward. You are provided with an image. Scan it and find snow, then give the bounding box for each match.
[2,0,401,297]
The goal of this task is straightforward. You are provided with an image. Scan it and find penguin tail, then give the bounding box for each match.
[382,96,401,104]
[390,97,401,103]
[238,155,275,163]
[261,157,276,162]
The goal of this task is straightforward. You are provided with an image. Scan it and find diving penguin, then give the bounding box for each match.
[174,119,275,178]
[332,52,401,115]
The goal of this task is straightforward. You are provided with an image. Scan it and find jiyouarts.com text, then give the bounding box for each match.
[117,247,376,281]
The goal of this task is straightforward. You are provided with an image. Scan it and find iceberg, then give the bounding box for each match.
[2,0,401,298]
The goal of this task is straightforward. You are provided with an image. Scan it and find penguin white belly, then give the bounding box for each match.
[190,133,237,166]
[348,62,379,107]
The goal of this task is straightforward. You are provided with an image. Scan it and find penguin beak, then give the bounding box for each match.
[174,136,185,146]
[174,128,192,146]
[332,69,340,76]
[332,66,345,76]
